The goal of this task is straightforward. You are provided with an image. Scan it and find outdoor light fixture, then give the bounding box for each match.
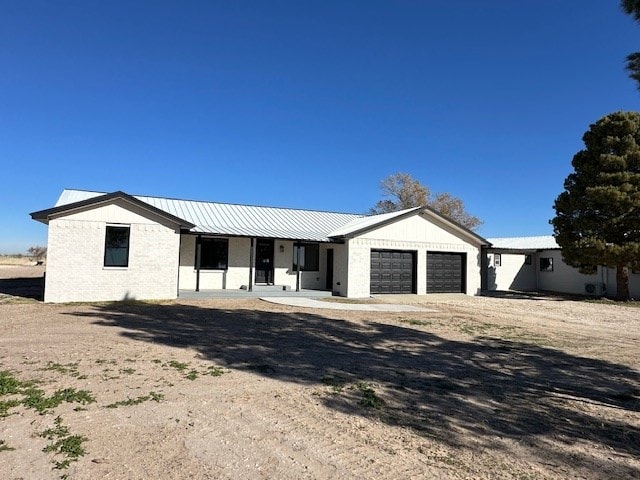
[279,245,285,253]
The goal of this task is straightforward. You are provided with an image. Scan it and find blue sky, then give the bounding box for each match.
[1,1,639,253]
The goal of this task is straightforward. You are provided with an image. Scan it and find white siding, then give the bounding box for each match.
[537,250,602,295]
[44,202,180,303]
[346,214,483,298]
[486,252,537,291]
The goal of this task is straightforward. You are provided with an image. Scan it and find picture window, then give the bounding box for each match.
[198,238,228,270]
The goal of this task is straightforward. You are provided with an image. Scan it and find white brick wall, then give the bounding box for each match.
[345,213,483,298]
[44,202,181,303]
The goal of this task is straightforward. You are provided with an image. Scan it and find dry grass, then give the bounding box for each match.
[0,285,638,479]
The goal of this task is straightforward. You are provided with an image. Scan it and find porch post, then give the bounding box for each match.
[249,237,255,292]
[195,235,202,292]
[295,242,301,292]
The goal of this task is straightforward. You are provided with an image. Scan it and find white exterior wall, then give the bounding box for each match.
[178,236,331,291]
[346,214,483,298]
[44,201,180,303]
[486,252,537,291]
[485,249,640,299]
[537,250,603,295]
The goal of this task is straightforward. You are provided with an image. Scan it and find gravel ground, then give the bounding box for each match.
[0,266,639,479]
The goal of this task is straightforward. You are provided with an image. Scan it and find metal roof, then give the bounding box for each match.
[487,235,559,250]
[55,189,363,242]
[327,207,422,237]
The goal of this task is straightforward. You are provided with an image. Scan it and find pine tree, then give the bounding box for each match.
[551,111,640,300]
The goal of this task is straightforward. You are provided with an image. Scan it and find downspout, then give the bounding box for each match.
[249,238,254,292]
[195,235,202,292]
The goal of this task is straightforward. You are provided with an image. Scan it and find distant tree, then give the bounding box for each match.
[370,173,483,231]
[621,0,640,89]
[551,111,640,301]
[27,246,47,262]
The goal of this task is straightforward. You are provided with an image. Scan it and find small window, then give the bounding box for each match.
[494,253,501,267]
[540,257,553,272]
[198,238,228,270]
[524,254,532,265]
[104,226,130,267]
[293,243,319,271]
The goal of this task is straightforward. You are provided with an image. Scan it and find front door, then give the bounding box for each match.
[326,248,334,291]
[255,239,274,284]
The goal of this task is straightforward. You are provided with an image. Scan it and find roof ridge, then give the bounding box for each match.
[62,189,364,217]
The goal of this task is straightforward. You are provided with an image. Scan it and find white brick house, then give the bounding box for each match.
[485,236,640,298]
[31,189,489,303]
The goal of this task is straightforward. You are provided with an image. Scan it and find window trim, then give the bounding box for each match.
[494,253,501,267]
[197,237,229,271]
[292,242,320,272]
[104,225,130,268]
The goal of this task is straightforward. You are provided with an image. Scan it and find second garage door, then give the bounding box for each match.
[370,250,415,294]
[427,252,466,293]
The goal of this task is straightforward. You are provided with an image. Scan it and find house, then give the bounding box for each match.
[30,189,489,303]
[485,236,640,298]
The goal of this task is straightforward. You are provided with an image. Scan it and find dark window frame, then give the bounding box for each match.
[197,237,229,270]
[540,257,554,272]
[292,243,320,272]
[104,225,130,268]
[524,254,532,265]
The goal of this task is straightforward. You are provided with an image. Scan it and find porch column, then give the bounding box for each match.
[195,235,202,292]
[295,241,301,292]
[249,238,255,292]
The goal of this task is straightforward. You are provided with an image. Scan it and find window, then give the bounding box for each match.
[540,257,553,272]
[292,243,319,271]
[524,254,532,265]
[198,237,228,270]
[104,226,130,267]
[494,253,501,267]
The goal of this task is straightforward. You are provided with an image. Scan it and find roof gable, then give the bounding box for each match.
[30,191,196,229]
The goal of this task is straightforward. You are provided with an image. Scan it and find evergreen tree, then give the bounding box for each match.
[551,111,640,300]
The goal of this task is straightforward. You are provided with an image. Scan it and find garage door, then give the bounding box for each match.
[370,250,415,294]
[427,252,465,293]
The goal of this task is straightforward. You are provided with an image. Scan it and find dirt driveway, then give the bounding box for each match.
[1,268,639,479]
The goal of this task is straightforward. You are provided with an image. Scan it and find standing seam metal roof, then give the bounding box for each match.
[56,189,364,242]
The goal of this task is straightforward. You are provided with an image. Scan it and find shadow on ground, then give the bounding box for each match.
[0,276,44,300]
[72,302,640,476]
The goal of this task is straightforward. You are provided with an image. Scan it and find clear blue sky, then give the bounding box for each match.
[1,1,639,253]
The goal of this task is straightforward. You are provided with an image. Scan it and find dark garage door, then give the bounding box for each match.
[427,252,466,293]
[370,250,415,294]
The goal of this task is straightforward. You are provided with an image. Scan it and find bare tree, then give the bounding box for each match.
[27,246,47,262]
[370,173,483,231]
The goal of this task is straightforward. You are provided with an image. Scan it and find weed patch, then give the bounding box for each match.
[355,382,385,409]
[400,318,433,327]
[105,391,164,409]
[40,416,87,470]
[0,439,15,452]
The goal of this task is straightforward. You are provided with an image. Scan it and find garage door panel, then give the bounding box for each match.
[427,252,465,293]
[371,250,415,294]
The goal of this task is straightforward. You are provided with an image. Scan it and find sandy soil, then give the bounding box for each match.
[0,266,639,479]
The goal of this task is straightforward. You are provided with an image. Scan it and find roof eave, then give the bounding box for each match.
[30,191,196,229]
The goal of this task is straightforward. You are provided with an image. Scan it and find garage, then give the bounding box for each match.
[370,250,416,294]
[427,252,466,293]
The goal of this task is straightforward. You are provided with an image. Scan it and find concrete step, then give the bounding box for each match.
[240,284,291,292]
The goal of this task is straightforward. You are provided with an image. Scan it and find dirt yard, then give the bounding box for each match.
[1,266,639,479]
